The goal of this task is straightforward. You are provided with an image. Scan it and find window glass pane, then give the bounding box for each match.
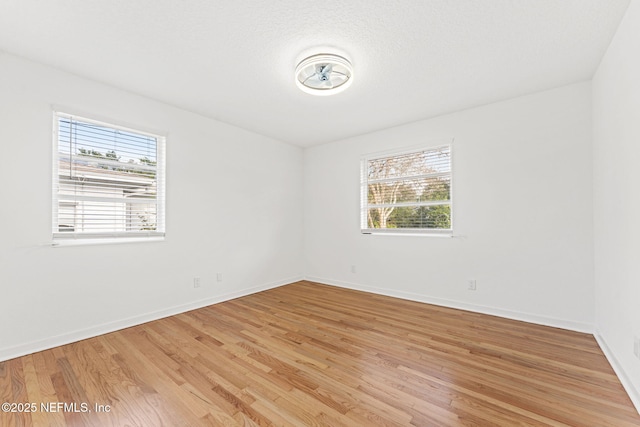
[53,113,165,241]
[366,205,451,229]
[362,145,452,232]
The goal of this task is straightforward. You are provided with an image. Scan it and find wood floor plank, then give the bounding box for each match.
[1,280,638,426]
[104,333,208,426]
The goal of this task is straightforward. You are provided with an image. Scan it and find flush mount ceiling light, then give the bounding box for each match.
[295,53,353,96]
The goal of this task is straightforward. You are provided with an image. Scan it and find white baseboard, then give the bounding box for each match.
[0,275,302,363]
[305,276,594,333]
[594,332,640,415]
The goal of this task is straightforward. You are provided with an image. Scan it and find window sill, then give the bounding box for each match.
[52,236,165,247]
[361,230,453,238]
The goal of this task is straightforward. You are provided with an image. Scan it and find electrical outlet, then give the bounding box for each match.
[634,336,640,359]
[467,279,477,291]
[350,265,356,274]
[216,273,223,282]
[193,277,201,288]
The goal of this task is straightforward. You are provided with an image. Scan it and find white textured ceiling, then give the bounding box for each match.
[0,1,630,146]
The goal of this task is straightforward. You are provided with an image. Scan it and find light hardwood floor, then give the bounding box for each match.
[1,281,639,426]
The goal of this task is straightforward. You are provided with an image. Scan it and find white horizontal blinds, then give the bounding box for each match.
[53,114,165,240]
[363,145,451,231]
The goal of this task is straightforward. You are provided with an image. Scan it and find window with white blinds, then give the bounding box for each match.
[361,145,452,234]
[52,113,166,243]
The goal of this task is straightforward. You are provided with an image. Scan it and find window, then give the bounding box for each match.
[52,113,165,243]
[361,145,452,235]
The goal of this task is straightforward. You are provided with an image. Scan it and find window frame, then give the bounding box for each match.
[360,143,453,236]
[52,111,166,246]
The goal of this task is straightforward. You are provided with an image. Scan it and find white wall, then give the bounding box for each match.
[593,0,640,410]
[0,52,304,361]
[304,82,594,331]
